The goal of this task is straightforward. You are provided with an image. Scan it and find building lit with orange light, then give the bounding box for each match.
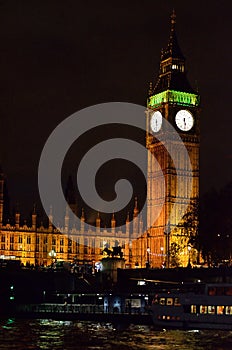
[0,168,144,267]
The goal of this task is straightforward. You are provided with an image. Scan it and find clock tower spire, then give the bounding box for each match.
[150,11,195,97]
[145,12,200,268]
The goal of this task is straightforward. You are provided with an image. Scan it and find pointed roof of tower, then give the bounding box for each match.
[161,10,185,61]
[126,211,130,223]
[96,211,101,222]
[81,208,85,221]
[133,197,139,217]
[65,204,70,217]
[111,212,116,228]
[111,211,115,221]
[151,11,195,95]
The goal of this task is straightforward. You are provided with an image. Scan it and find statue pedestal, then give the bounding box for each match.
[100,257,125,284]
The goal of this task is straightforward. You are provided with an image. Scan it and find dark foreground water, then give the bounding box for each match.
[0,318,232,350]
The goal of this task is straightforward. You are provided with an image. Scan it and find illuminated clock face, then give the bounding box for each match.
[150,111,162,132]
[175,110,194,131]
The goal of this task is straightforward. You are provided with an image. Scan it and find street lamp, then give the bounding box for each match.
[160,246,164,268]
[164,221,170,268]
[48,249,56,265]
[187,245,191,268]
[146,232,150,268]
[146,247,150,268]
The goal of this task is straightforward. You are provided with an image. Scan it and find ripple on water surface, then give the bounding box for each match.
[0,319,232,350]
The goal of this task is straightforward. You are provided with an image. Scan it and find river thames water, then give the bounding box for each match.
[1,318,232,350]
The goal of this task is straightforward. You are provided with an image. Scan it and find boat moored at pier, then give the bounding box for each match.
[151,282,232,330]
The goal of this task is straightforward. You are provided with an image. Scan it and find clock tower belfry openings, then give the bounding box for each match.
[146,11,200,268]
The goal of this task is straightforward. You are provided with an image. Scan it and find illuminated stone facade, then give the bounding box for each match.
[0,190,143,267]
[145,11,200,268]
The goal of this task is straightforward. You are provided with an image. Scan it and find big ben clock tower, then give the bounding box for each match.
[146,11,200,268]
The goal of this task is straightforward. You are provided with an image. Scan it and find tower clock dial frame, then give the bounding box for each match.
[175,109,194,131]
[150,110,163,133]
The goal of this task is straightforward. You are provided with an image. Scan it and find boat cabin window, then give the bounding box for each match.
[200,305,207,314]
[208,287,216,296]
[208,286,232,296]
[159,298,165,305]
[225,306,232,315]
[166,298,173,306]
[217,306,224,314]
[174,298,180,306]
[208,305,215,314]
[153,298,159,304]
[191,305,196,313]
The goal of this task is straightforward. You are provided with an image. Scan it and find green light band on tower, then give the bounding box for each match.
[148,90,200,108]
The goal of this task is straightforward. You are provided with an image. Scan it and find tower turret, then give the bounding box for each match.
[111,212,116,234]
[48,205,53,232]
[15,206,20,230]
[64,205,70,233]
[96,212,101,233]
[32,205,37,231]
[139,214,143,234]
[80,208,85,231]
[126,212,130,236]
[133,197,139,234]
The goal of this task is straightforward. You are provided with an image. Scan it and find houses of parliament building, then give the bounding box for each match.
[0,12,200,269]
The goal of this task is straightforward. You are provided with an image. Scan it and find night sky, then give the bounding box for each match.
[0,1,231,219]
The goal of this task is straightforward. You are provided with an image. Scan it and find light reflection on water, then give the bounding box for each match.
[0,318,232,350]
